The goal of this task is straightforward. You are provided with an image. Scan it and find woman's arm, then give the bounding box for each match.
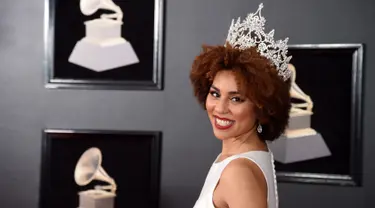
[219,158,268,208]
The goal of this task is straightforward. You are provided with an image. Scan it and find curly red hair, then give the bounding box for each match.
[190,43,291,141]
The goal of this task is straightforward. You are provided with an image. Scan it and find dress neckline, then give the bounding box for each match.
[213,149,270,165]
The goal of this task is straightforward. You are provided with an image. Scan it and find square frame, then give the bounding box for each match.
[274,43,364,186]
[44,0,165,90]
[39,129,162,208]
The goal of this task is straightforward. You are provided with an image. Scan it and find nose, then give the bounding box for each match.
[214,98,229,114]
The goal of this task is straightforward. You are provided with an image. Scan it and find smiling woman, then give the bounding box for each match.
[207,70,258,137]
[189,3,292,208]
[191,44,291,142]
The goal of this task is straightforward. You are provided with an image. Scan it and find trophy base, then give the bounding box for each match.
[68,37,139,72]
[77,189,116,208]
[268,131,331,164]
[288,109,313,130]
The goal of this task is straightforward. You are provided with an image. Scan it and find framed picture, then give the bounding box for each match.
[269,44,364,186]
[39,129,162,208]
[44,0,165,90]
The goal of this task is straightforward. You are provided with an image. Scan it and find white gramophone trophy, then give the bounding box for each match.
[268,64,331,164]
[68,0,139,72]
[74,147,117,208]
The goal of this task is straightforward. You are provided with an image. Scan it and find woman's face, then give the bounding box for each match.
[205,70,257,140]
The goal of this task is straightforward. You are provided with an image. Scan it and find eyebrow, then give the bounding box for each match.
[211,85,240,95]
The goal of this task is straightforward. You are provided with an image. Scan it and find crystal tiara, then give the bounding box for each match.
[225,3,292,81]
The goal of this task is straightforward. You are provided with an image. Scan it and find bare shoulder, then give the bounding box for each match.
[219,157,267,208]
[221,157,266,181]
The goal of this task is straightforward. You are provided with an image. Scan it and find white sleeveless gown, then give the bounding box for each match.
[193,150,279,208]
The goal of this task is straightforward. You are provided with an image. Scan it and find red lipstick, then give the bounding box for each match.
[214,116,235,130]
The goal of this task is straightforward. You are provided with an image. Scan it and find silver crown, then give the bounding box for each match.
[225,3,292,81]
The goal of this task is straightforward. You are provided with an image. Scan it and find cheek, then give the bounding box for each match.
[232,105,257,124]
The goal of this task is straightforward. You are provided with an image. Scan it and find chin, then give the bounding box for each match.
[212,131,233,140]
[211,124,237,140]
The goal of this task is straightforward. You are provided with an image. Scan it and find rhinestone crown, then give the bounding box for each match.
[225,3,292,81]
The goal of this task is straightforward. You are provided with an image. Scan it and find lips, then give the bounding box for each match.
[214,116,235,130]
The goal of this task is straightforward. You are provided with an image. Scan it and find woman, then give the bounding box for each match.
[190,3,292,208]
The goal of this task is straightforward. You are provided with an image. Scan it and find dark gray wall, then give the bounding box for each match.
[0,0,374,207]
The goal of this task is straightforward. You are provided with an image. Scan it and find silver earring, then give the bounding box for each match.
[257,124,262,133]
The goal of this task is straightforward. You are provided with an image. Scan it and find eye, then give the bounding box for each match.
[231,96,244,103]
[209,91,220,98]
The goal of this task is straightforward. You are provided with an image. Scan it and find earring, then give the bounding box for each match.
[257,124,262,133]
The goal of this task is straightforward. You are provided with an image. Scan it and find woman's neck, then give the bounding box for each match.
[220,128,267,157]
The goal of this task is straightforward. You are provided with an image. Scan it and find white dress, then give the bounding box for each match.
[193,149,279,208]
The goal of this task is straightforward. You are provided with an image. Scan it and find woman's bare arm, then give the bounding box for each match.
[218,158,268,208]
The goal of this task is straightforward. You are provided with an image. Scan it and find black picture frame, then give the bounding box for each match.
[44,0,165,90]
[39,129,162,208]
[273,43,364,186]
